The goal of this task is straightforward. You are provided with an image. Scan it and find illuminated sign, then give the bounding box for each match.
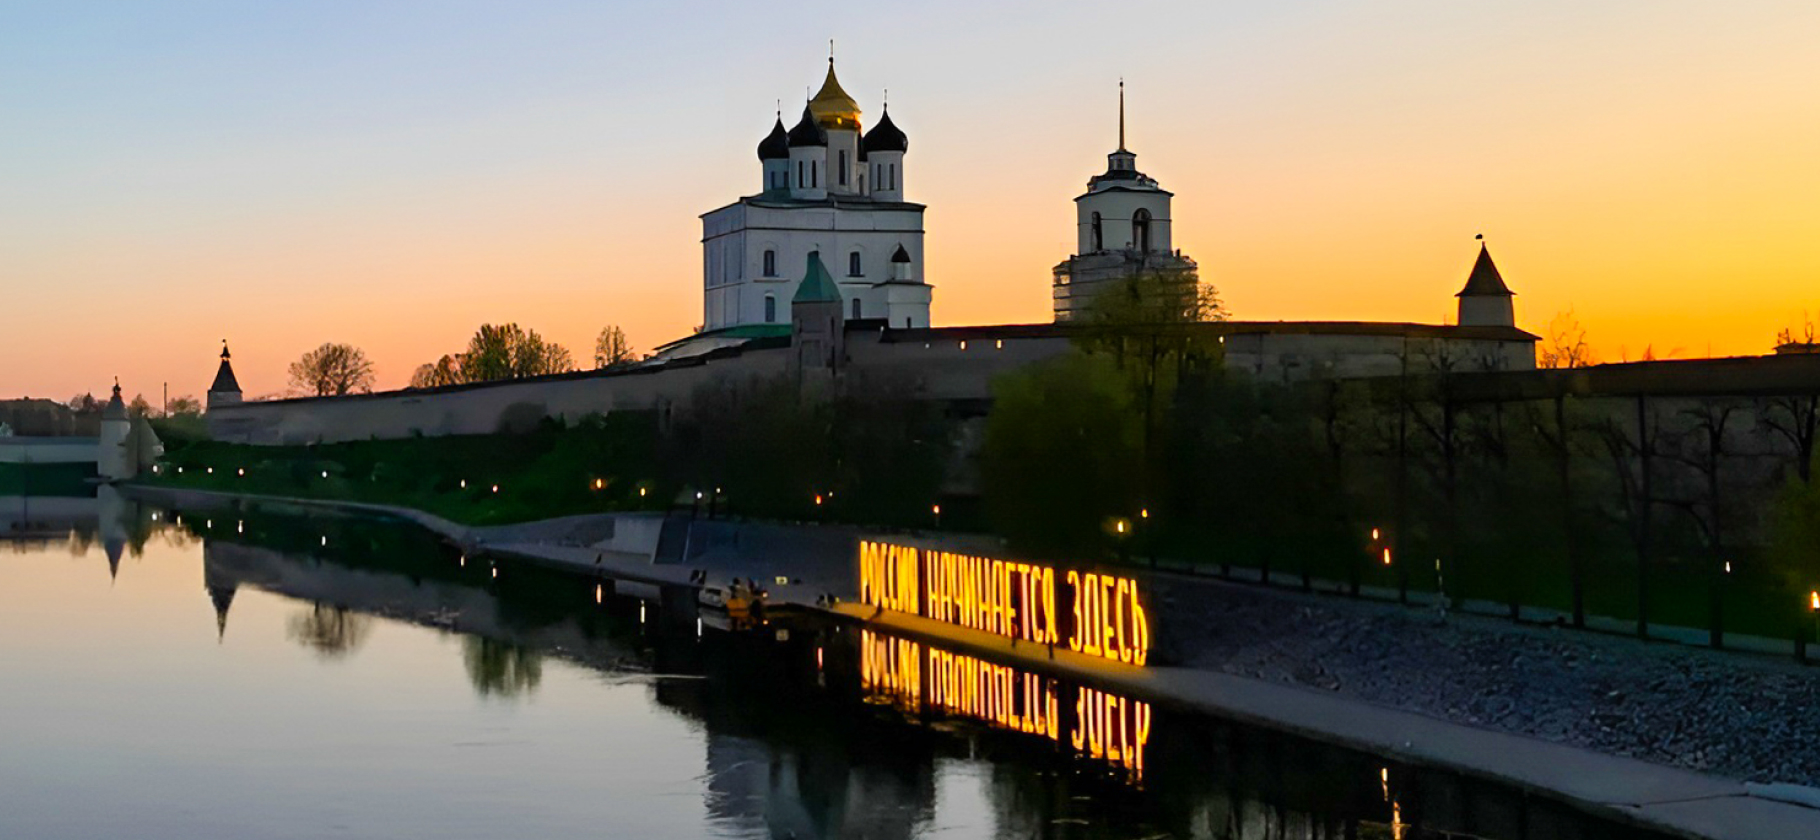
[859,630,1149,780]
[858,541,1150,666]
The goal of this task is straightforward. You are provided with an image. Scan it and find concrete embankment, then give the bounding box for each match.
[122,485,1820,840]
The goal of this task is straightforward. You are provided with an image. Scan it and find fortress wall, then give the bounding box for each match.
[208,350,788,445]
[204,328,1540,447]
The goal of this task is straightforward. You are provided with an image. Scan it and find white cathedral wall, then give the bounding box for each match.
[702,202,926,330]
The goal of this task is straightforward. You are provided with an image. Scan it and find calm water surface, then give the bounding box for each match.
[0,494,1678,840]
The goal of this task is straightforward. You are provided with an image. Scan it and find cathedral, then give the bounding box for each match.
[698,59,930,334]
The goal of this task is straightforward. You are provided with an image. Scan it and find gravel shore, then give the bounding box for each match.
[1152,573,1820,786]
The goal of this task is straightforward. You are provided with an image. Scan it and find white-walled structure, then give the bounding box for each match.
[699,60,931,336]
[1053,83,1196,321]
[1457,241,1518,328]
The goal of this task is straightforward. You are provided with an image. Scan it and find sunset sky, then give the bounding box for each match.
[4,0,1817,400]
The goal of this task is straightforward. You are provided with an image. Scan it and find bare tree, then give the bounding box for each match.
[594,325,637,369]
[1538,309,1598,370]
[288,342,376,397]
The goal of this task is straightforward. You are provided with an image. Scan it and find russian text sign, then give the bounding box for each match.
[858,540,1151,666]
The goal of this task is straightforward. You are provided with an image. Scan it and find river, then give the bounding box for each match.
[0,492,1681,839]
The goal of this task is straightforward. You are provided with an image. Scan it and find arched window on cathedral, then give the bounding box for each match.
[763,249,776,277]
[839,151,849,186]
[848,251,862,277]
[764,294,777,323]
[1091,212,1104,252]
[852,298,862,319]
[812,161,819,189]
[1133,208,1152,252]
[796,161,804,189]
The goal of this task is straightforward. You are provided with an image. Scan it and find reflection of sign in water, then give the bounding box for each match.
[859,630,1150,781]
[858,541,1150,665]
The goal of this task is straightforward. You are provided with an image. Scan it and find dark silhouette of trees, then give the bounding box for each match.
[460,324,574,382]
[410,355,464,389]
[979,352,1141,558]
[288,342,377,397]
[594,326,637,369]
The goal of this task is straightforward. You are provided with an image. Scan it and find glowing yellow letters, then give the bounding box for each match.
[859,541,1148,666]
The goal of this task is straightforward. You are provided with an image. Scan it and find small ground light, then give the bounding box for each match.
[932,504,941,515]
[1371,527,1381,540]
[320,536,327,546]
[321,470,328,478]
[237,521,243,534]
[1140,508,1149,519]
[491,484,499,494]
[1382,548,1393,566]
[814,494,823,505]
[1811,591,1818,611]
[1725,561,1733,573]
[959,340,967,350]
[1115,519,1128,534]
[595,584,603,604]
[177,467,183,474]
[206,519,212,529]
[206,467,213,474]
[491,566,498,579]
[639,487,647,497]
[236,468,244,476]
[696,491,704,500]
[460,479,467,489]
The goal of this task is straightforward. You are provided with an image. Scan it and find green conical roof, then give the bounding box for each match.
[792,253,841,304]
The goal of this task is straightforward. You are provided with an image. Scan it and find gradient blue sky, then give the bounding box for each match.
[4,1,1817,399]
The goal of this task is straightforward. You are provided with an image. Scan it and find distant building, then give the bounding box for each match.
[1052,83,1196,321]
[206,60,1544,447]
[208,341,242,408]
[697,59,930,339]
[1456,240,1517,328]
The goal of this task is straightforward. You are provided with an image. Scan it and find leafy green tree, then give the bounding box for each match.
[1075,267,1227,503]
[288,342,377,396]
[980,352,1141,558]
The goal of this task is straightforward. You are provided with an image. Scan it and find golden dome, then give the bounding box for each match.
[808,61,861,130]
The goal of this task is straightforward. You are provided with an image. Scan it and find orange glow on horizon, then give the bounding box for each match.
[7,4,1819,399]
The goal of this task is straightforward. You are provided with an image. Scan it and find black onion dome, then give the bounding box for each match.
[757,116,790,161]
[862,107,907,154]
[787,106,827,147]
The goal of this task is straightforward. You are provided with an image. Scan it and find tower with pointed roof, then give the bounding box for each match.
[208,341,243,408]
[1457,238,1517,328]
[791,252,846,377]
[698,57,931,341]
[98,380,132,481]
[1052,82,1196,321]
